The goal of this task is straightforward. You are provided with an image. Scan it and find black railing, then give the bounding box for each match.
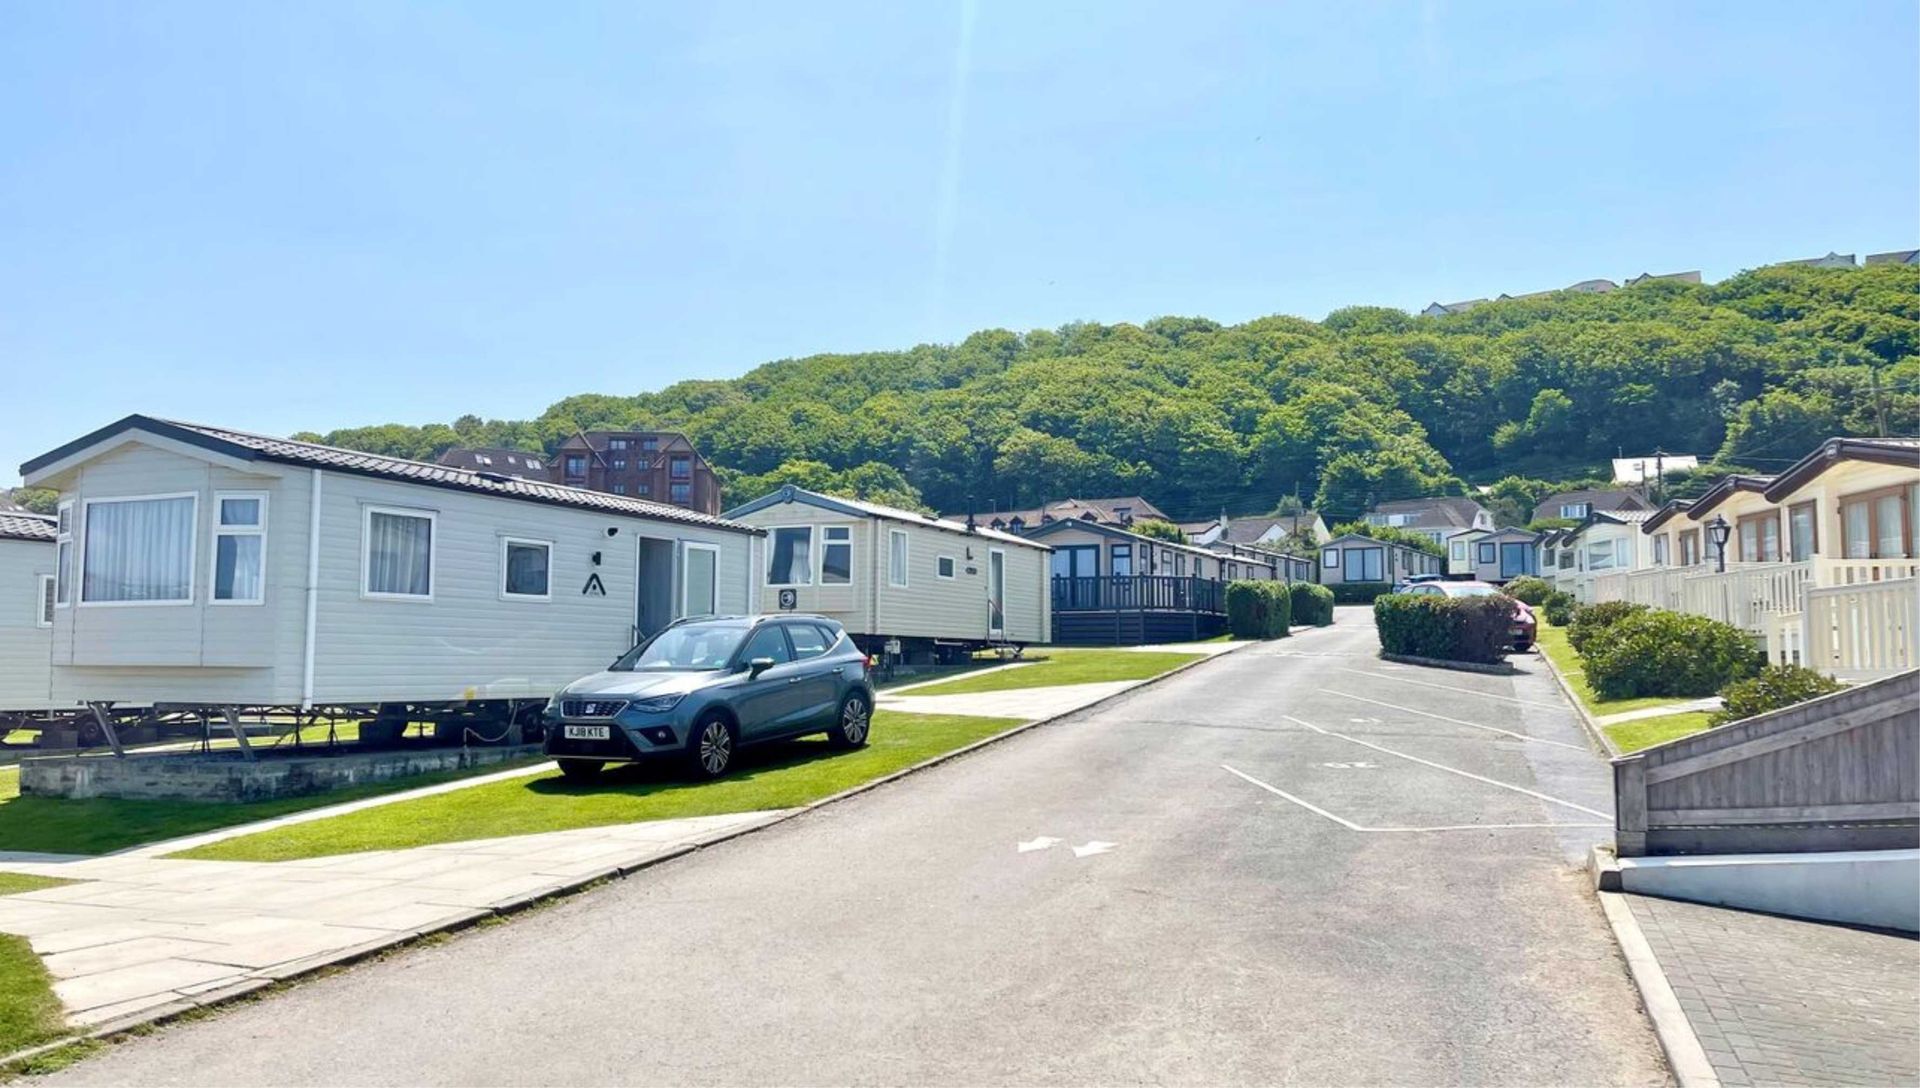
[1051,574,1227,615]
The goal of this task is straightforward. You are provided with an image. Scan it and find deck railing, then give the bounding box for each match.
[1051,574,1227,615]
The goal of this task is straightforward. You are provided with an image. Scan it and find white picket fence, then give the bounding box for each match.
[1583,557,1918,680]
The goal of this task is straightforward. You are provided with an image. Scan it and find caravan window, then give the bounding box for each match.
[364,507,435,599]
[36,575,54,627]
[501,538,551,600]
[767,527,812,585]
[888,529,909,587]
[820,526,852,584]
[213,492,267,604]
[82,493,197,604]
[54,501,72,606]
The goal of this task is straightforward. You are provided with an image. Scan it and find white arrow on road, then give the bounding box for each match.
[1017,836,1061,853]
[1071,841,1116,858]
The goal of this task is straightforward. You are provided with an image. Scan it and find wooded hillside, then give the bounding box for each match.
[296,264,1919,522]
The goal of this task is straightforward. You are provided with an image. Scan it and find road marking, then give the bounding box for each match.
[1071,841,1116,858]
[1320,690,1587,751]
[1319,761,1379,769]
[1283,715,1610,819]
[1324,665,1567,710]
[1016,836,1061,853]
[1221,765,1606,833]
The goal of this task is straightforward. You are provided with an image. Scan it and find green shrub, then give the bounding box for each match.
[1710,665,1844,726]
[1567,600,1650,655]
[1330,581,1392,604]
[1503,576,1552,606]
[1541,591,1576,627]
[1582,611,1764,700]
[1373,593,1513,665]
[1288,582,1335,626]
[1225,581,1292,639]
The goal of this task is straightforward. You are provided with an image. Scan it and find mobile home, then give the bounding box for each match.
[0,513,55,715]
[1021,517,1262,644]
[20,416,760,719]
[724,486,1050,661]
[1318,532,1444,586]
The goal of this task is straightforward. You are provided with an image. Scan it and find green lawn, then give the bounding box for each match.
[1604,711,1715,753]
[901,649,1201,696]
[0,754,542,857]
[1535,623,1695,718]
[176,711,1024,863]
[0,874,74,1057]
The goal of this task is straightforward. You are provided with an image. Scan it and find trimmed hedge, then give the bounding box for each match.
[1503,576,1552,606]
[1567,600,1650,655]
[1330,581,1392,604]
[1373,593,1512,665]
[1541,590,1576,627]
[1711,665,1844,727]
[1582,610,1763,699]
[1289,581,1335,626]
[1226,580,1292,639]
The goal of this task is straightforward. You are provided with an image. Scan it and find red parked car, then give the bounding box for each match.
[1403,581,1537,652]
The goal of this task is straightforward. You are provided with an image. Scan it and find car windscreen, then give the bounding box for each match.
[1444,586,1500,597]
[612,623,748,671]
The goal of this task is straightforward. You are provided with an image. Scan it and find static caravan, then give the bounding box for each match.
[724,486,1049,662]
[1467,528,1541,584]
[1444,528,1489,578]
[20,416,760,730]
[0,513,55,718]
[1318,532,1444,587]
[1022,517,1256,645]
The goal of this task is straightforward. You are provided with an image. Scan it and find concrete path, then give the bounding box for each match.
[1597,698,1722,727]
[1625,893,1919,1086]
[0,810,786,1030]
[44,612,1668,1085]
[877,678,1145,720]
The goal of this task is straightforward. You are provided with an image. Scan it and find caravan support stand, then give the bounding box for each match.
[220,707,258,762]
[86,702,126,758]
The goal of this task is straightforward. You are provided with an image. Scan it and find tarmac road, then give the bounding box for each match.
[49,610,1669,1086]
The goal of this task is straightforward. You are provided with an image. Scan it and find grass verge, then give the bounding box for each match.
[0,755,542,857]
[901,649,1200,696]
[0,874,76,1058]
[1604,711,1715,754]
[174,711,1023,863]
[1535,622,1695,718]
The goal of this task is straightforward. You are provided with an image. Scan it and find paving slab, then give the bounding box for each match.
[1625,893,1920,1086]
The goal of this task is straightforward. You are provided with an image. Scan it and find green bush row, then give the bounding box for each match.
[1581,609,1764,699]
[1541,590,1577,626]
[1502,576,1552,606]
[1330,581,1392,604]
[1373,593,1512,665]
[1289,581,1335,626]
[1226,581,1292,639]
[1567,600,1649,655]
[1711,665,1844,726]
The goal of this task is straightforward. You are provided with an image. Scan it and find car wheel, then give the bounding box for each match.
[557,759,604,781]
[828,692,871,749]
[686,713,735,780]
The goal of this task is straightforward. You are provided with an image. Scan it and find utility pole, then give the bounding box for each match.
[1870,367,1890,438]
[1653,449,1665,506]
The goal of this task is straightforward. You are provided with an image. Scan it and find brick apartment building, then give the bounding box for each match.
[548,431,723,516]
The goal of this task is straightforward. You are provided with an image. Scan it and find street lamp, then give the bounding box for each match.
[1708,514,1732,573]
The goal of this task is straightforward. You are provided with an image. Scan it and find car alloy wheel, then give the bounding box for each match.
[834,694,870,748]
[697,718,733,776]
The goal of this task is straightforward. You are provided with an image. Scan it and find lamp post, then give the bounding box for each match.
[1708,515,1732,573]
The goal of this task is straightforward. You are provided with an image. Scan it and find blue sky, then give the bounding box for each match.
[3,1,1916,483]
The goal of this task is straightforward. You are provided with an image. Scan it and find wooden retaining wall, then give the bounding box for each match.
[1613,669,1919,857]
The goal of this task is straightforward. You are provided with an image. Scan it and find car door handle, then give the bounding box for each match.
[831,667,844,675]
[788,677,802,684]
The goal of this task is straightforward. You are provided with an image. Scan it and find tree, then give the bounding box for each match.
[5,487,57,515]
[1130,518,1186,543]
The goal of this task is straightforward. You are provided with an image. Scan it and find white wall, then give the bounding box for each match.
[0,537,54,711]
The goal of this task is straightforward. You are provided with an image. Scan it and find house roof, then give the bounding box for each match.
[1478,527,1541,543]
[1021,516,1216,558]
[1865,250,1919,266]
[1627,270,1702,286]
[1421,298,1488,316]
[1219,513,1320,544]
[22,415,758,535]
[0,512,55,543]
[1532,489,1652,520]
[725,486,1044,549]
[1321,531,1433,555]
[1761,436,1920,503]
[435,446,548,478]
[1677,474,1776,521]
[1176,518,1219,536]
[1565,278,1618,293]
[1641,499,1697,533]
[1367,496,1487,530]
[958,495,1169,529]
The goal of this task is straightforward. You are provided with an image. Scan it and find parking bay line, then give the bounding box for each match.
[1221,765,1607,833]
[1322,665,1568,711]
[1318,690,1588,752]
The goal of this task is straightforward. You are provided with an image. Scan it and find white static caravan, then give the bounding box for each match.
[20,416,760,717]
[724,486,1050,662]
[0,513,56,715]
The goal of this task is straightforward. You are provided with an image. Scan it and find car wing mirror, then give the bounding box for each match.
[747,656,776,677]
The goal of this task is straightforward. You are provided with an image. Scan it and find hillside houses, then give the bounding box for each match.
[1363,497,1492,546]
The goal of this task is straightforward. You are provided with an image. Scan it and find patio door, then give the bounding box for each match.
[1499,542,1531,580]
[988,548,1006,636]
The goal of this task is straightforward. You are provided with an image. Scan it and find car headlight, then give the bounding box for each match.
[628,693,686,714]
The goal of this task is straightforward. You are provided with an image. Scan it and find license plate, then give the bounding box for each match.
[564,725,610,741]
